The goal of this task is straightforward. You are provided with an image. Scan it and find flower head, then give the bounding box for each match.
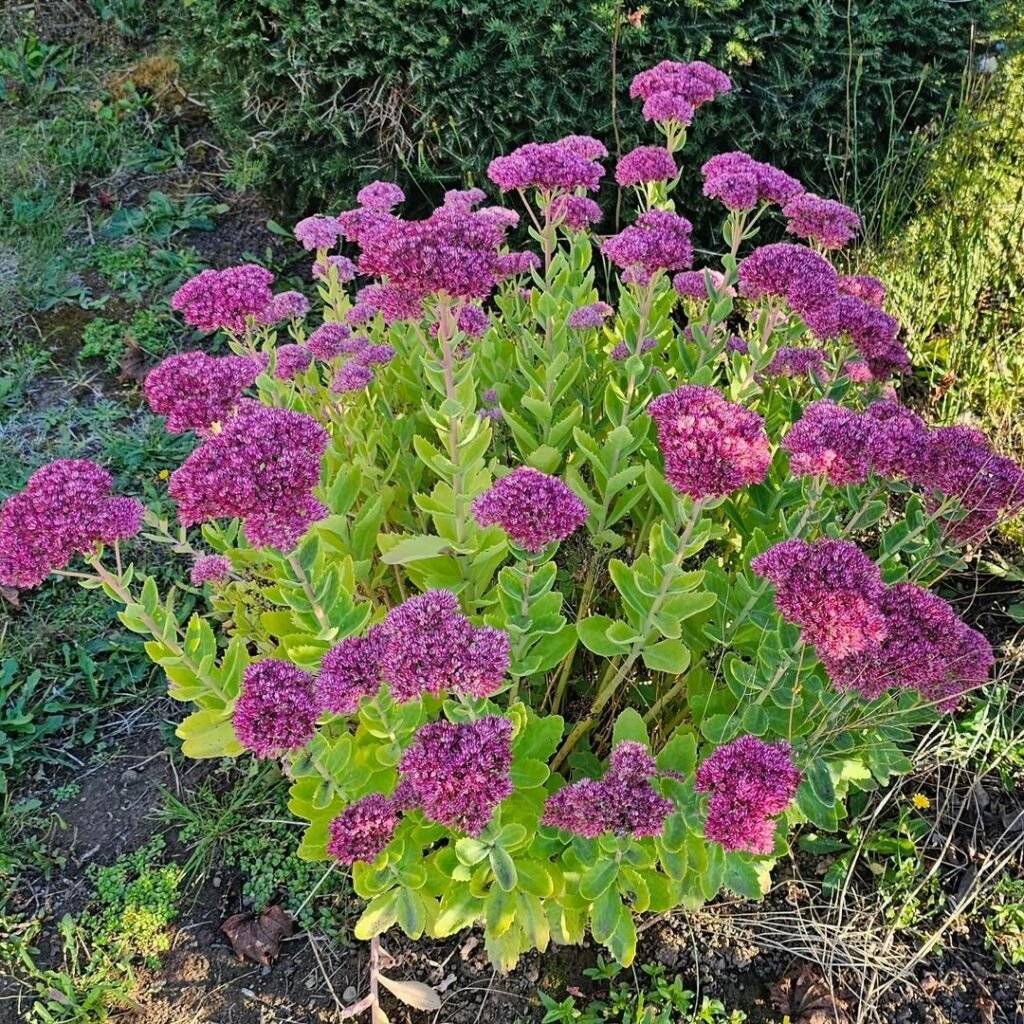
[399,716,514,836]
[738,243,839,323]
[542,741,674,839]
[839,274,886,308]
[472,467,588,552]
[295,215,343,251]
[567,301,613,330]
[765,346,827,381]
[630,60,731,119]
[307,322,353,361]
[169,404,328,550]
[647,385,772,500]
[783,400,876,485]
[232,660,319,759]
[550,194,602,231]
[171,264,275,334]
[822,582,994,710]
[487,136,606,193]
[144,351,260,435]
[695,736,802,855]
[752,538,887,660]
[317,628,387,715]
[331,362,375,393]
[615,145,678,187]
[808,295,909,379]
[602,210,693,284]
[672,269,732,300]
[258,290,311,326]
[327,794,400,864]
[190,554,233,586]
[312,255,357,282]
[0,460,143,589]
[702,152,803,211]
[376,590,510,701]
[272,343,313,381]
[357,181,406,211]
[783,193,860,250]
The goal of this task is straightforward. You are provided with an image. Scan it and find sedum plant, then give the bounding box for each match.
[3,58,1023,1014]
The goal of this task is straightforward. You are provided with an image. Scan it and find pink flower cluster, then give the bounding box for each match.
[306,322,353,361]
[144,351,260,435]
[232,660,320,759]
[701,152,803,211]
[271,343,313,381]
[615,145,678,187]
[630,60,732,124]
[764,346,827,381]
[487,136,607,193]
[753,538,994,708]
[839,274,886,308]
[541,741,674,839]
[316,590,510,711]
[611,337,657,361]
[695,736,803,855]
[647,385,772,500]
[824,583,994,709]
[295,215,344,251]
[472,467,589,552]
[169,404,328,550]
[189,554,233,586]
[258,290,311,327]
[550,194,602,231]
[327,793,401,865]
[672,268,732,300]
[752,539,888,661]
[171,264,275,334]
[783,193,861,250]
[567,301,613,329]
[0,460,143,589]
[738,243,839,324]
[398,715,514,836]
[909,426,1024,543]
[603,210,693,284]
[808,295,910,379]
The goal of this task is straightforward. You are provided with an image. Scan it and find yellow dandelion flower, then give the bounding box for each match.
[912,793,931,810]
[158,469,170,481]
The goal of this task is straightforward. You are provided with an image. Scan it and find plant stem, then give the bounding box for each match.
[551,499,705,769]
[436,298,468,546]
[287,552,331,633]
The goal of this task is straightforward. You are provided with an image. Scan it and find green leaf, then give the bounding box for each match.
[490,847,518,892]
[641,638,691,675]
[579,858,619,901]
[379,534,454,564]
[510,758,549,789]
[577,616,630,656]
[354,889,399,940]
[607,908,637,965]
[175,709,243,759]
[656,730,697,776]
[807,758,837,806]
[611,708,649,749]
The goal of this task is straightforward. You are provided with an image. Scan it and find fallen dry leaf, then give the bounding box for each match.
[769,964,852,1024]
[1,585,21,610]
[222,904,295,965]
[118,334,148,387]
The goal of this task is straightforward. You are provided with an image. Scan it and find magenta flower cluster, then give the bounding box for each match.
[615,145,678,187]
[764,346,827,381]
[701,152,803,211]
[295,215,344,251]
[753,538,994,707]
[398,715,514,836]
[567,301,613,330]
[144,351,260,435]
[471,467,589,552]
[695,736,803,855]
[783,193,861,250]
[603,210,693,284]
[672,269,732,300]
[171,264,275,334]
[487,136,607,193]
[326,794,401,865]
[629,60,731,124]
[169,404,329,550]
[316,590,510,711]
[0,460,143,589]
[232,659,320,759]
[542,742,674,839]
[189,554,233,586]
[550,194,602,231]
[647,385,772,500]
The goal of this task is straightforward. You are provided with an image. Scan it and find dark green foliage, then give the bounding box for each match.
[176,0,999,226]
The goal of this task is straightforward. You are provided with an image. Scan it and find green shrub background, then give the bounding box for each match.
[177,0,999,225]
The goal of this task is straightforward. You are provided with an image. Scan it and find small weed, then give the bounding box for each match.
[983,873,1024,969]
[540,959,746,1024]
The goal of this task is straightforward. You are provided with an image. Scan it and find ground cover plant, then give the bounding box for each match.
[4,51,1023,1023]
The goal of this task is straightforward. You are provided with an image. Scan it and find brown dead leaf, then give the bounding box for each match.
[1,585,21,610]
[118,334,148,387]
[976,996,995,1024]
[769,964,851,1024]
[222,904,295,965]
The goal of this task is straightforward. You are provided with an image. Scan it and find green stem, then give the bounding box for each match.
[551,499,706,770]
[287,552,332,633]
[436,299,468,546]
